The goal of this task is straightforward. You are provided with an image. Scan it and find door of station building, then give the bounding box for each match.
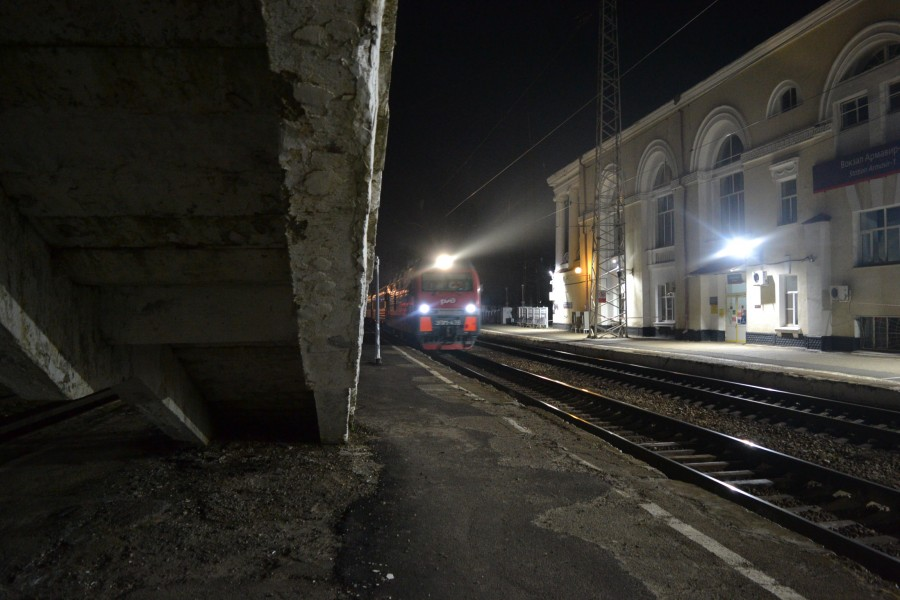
[725,293,746,343]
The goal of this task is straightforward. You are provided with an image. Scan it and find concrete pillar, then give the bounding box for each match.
[261,0,396,443]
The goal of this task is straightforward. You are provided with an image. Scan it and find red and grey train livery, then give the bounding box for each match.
[368,256,481,350]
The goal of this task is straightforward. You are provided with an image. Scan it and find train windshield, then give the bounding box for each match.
[421,272,473,292]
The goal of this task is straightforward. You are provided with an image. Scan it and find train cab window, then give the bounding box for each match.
[422,272,473,292]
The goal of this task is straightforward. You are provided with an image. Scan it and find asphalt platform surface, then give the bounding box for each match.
[341,340,898,599]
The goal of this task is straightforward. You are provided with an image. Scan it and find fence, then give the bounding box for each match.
[516,306,549,328]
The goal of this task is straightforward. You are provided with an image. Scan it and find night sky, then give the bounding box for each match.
[376,0,831,306]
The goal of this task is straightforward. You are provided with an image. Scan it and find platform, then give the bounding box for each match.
[479,325,900,409]
[345,341,897,597]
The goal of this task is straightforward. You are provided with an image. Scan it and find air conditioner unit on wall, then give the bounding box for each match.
[829,285,850,302]
[751,270,767,285]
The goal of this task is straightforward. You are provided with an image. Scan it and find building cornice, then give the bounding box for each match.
[555,0,857,179]
[743,122,833,164]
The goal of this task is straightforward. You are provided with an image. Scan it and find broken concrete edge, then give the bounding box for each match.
[262,0,396,443]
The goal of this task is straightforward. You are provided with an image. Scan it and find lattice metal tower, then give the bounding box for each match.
[589,0,626,338]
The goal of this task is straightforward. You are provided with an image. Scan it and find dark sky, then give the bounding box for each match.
[376,0,831,306]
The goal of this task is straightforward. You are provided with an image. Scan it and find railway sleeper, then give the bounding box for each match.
[728,478,775,488]
[668,453,719,462]
[705,469,756,479]
[682,461,732,472]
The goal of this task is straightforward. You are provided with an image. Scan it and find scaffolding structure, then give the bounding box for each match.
[589,0,627,338]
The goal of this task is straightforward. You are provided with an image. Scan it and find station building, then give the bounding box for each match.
[548,0,900,352]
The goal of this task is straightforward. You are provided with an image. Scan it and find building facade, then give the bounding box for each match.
[548,0,900,352]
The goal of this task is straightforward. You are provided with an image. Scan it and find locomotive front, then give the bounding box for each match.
[413,259,480,351]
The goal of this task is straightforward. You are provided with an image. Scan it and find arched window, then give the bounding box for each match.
[767,81,802,118]
[652,163,672,190]
[842,42,900,81]
[715,136,744,235]
[780,87,799,113]
[714,136,743,169]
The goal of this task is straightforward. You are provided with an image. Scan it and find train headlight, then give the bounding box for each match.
[465,303,477,314]
[419,303,430,314]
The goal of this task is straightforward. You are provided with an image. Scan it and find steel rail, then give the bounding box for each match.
[436,350,900,584]
[475,339,900,449]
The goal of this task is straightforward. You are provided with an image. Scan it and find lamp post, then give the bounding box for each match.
[374,256,382,366]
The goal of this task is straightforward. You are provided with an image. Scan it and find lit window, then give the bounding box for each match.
[840,95,869,130]
[779,179,797,225]
[860,205,900,265]
[720,172,744,235]
[784,275,798,327]
[657,282,675,322]
[656,194,674,248]
[780,87,798,113]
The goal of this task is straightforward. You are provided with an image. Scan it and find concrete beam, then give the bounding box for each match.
[100,285,296,345]
[53,248,291,286]
[0,187,211,444]
[29,215,288,248]
[0,188,106,400]
[114,345,212,445]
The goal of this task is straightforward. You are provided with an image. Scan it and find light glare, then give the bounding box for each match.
[465,303,477,314]
[435,254,455,269]
[419,303,430,314]
[716,237,762,259]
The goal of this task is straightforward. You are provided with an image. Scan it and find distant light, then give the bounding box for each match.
[465,303,477,314]
[574,266,583,274]
[716,237,762,260]
[419,303,430,314]
[435,254,455,269]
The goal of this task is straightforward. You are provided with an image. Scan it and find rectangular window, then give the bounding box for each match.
[784,275,798,326]
[840,95,869,130]
[860,205,900,265]
[656,194,674,248]
[779,179,797,225]
[657,282,675,322]
[719,172,744,235]
[859,317,900,352]
[890,82,900,113]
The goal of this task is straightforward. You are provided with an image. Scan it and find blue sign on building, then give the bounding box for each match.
[813,140,900,193]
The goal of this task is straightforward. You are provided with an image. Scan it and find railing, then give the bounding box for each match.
[516,306,549,328]
[648,246,675,265]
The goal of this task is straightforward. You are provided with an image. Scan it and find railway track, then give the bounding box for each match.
[475,339,900,450]
[434,348,900,584]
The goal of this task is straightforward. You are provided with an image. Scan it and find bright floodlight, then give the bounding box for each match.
[434,254,455,269]
[465,303,477,314]
[419,303,430,314]
[716,237,762,259]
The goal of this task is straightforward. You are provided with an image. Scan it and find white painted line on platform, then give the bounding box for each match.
[640,502,807,600]
[567,452,607,474]
[394,347,454,384]
[504,417,532,434]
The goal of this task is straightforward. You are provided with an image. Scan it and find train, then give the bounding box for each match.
[368,255,481,350]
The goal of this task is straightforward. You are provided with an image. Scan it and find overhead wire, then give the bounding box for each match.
[445,0,720,217]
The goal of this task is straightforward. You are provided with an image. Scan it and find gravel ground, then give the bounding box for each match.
[0,403,381,600]
[473,348,900,490]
